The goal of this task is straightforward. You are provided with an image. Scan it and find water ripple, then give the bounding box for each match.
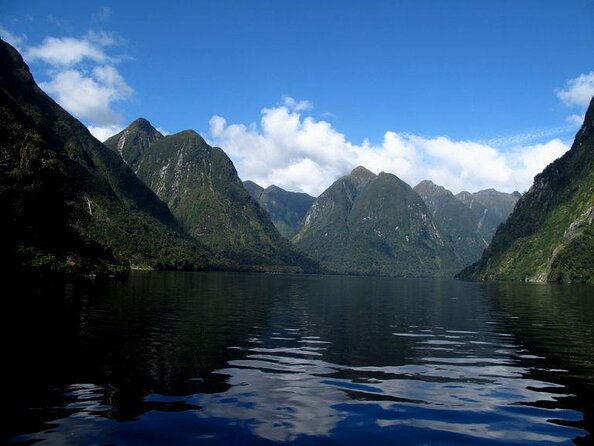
[6,273,593,445]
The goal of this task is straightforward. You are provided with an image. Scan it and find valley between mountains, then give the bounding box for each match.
[2,38,593,283]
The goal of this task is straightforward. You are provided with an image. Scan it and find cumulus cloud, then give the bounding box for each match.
[12,28,133,140]
[209,98,569,196]
[87,124,123,141]
[281,95,312,112]
[40,65,132,125]
[25,36,109,67]
[556,72,594,108]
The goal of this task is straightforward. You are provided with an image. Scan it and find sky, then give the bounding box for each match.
[1,0,593,195]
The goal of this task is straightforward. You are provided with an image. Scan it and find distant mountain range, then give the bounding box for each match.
[243,181,314,238]
[291,166,462,277]
[456,189,521,242]
[460,96,594,284]
[414,181,519,265]
[3,37,591,283]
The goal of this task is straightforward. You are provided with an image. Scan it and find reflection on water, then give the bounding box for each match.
[2,272,594,445]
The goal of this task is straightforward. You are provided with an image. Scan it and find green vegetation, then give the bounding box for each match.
[0,105,122,276]
[0,39,213,276]
[105,121,320,273]
[460,99,594,284]
[293,167,462,277]
[5,32,591,283]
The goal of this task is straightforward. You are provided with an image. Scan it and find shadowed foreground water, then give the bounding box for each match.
[3,272,594,445]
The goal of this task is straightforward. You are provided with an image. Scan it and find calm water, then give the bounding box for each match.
[3,272,594,445]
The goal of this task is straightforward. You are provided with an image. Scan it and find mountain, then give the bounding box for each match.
[455,189,520,242]
[0,39,212,276]
[105,121,319,273]
[292,166,462,277]
[243,181,315,238]
[455,191,501,242]
[472,189,522,221]
[108,117,164,171]
[243,180,264,200]
[459,97,594,284]
[414,180,487,265]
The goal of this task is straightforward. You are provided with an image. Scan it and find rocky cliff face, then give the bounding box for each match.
[105,118,163,171]
[414,180,487,265]
[293,167,461,277]
[455,189,520,242]
[459,96,594,284]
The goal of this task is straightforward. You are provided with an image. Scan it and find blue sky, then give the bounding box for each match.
[1,0,593,194]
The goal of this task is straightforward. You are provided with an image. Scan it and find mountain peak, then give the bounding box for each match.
[243,180,264,200]
[243,180,262,188]
[350,165,374,177]
[293,167,461,277]
[128,117,158,133]
[115,127,319,272]
[264,184,285,194]
[414,180,449,197]
[175,129,206,143]
[104,118,164,166]
[348,165,377,190]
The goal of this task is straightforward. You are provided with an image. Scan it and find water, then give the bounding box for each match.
[3,272,594,445]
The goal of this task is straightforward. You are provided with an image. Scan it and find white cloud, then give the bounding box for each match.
[87,124,123,141]
[556,72,594,108]
[480,124,577,148]
[0,26,26,51]
[85,30,122,47]
[10,28,133,134]
[40,66,132,126]
[25,36,109,67]
[209,98,569,196]
[281,95,312,112]
[566,113,585,126]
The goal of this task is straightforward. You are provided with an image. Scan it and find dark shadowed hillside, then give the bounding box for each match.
[0,39,213,275]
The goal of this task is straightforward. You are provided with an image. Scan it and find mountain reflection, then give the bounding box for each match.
[4,273,593,445]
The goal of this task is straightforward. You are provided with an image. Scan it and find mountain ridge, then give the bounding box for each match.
[414,180,487,265]
[459,96,594,283]
[293,167,462,277]
[105,119,320,273]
